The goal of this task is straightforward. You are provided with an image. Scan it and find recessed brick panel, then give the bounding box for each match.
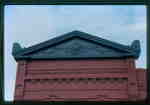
[14,59,147,101]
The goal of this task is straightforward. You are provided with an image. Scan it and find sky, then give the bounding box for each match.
[4,5,146,101]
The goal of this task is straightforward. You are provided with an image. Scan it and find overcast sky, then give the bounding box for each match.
[4,5,146,101]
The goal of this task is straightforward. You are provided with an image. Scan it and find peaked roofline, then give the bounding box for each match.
[12,30,141,60]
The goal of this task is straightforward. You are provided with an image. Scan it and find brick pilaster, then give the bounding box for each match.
[127,58,138,101]
[14,60,27,101]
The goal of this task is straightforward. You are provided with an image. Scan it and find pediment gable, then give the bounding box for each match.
[27,38,129,59]
[12,30,141,60]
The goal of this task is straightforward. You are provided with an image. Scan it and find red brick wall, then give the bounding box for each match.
[136,69,147,100]
[14,59,147,101]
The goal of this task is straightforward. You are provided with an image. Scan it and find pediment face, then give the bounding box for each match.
[27,38,127,59]
[12,31,140,60]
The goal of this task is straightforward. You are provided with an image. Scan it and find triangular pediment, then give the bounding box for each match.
[24,37,131,59]
[12,30,140,60]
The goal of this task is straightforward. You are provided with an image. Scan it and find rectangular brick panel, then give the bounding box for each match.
[14,59,147,101]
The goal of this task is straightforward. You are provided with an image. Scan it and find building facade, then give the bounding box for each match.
[12,31,147,101]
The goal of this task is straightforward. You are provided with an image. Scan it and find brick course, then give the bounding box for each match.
[14,59,146,101]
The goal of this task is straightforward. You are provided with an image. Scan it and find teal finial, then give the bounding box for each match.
[12,42,23,55]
